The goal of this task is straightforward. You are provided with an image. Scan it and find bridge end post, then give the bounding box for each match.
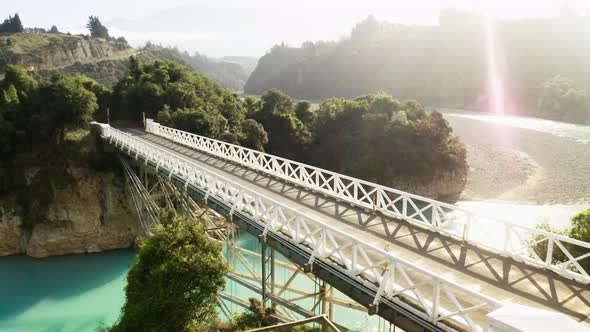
[367,303,378,316]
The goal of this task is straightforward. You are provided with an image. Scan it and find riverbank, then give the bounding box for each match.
[445,114,590,205]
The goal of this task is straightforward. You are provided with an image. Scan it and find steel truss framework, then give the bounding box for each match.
[101,123,502,332]
[121,159,373,331]
[145,120,590,283]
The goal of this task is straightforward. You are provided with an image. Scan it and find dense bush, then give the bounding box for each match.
[243,89,466,187]
[539,76,590,124]
[0,65,98,154]
[109,58,269,150]
[311,94,466,182]
[110,208,228,332]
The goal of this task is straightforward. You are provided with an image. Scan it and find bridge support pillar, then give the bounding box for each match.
[320,280,328,324]
[260,239,275,309]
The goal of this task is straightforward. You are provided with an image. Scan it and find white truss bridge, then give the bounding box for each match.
[93,120,590,332]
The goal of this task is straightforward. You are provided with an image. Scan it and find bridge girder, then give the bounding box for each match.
[123,155,448,332]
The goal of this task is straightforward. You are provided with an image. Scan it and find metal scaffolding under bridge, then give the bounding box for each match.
[91,120,590,332]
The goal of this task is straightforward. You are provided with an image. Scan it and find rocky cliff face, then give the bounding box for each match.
[0,167,142,258]
[0,33,134,72]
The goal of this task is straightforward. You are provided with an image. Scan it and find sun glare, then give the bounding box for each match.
[485,16,505,115]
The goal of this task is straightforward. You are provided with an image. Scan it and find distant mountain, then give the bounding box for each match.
[244,13,590,123]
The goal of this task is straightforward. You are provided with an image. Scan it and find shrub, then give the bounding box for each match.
[110,208,228,332]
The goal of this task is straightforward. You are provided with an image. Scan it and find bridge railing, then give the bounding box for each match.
[145,120,590,283]
[102,124,501,332]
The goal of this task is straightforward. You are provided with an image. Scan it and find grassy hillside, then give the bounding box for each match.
[0,32,133,72]
[1,33,84,55]
[0,37,249,89]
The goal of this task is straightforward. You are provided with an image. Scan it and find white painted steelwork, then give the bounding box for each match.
[145,120,590,283]
[101,124,501,332]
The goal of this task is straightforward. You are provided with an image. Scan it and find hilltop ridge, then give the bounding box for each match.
[0,32,134,72]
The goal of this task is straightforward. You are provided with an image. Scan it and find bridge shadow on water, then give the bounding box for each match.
[0,250,134,326]
[137,132,590,323]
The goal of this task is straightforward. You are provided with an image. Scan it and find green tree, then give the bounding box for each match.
[230,298,279,331]
[260,88,294,115]
[240,119,268,151]
[252,89,311,159]
[111,208,228,332]
[568,210,590,269]
[49,25,59,34]
[243,96,260,118]
[533,209,590,274]
[1,65,37,99]
[128,56,143,80]
[36,74,98,145]
[0,14,24,33]
[539,76,590,124]
[2,84,19,107]
[294,100,314,125]
[156,105,172,126]
[86,16,109,38]
[109,59,247,141]
[169,107,227,139]
[310,93,466,198]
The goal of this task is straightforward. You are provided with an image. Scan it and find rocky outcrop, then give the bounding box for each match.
[1,33,134,71]
[389,169,468,203]
[0,203,23,255]
[0,167,142,258]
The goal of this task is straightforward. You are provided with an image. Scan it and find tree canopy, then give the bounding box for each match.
[0,14,23,33]
[539,76,590,124]
[111,208,228,332]
[1,56,468,200]
[240,89,466,199]
[0,65,99,153]
[228,298,279,331]
[109,57,269,151]
[87,15,109,38]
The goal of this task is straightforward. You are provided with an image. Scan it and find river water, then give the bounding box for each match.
[1,113,588,332]
[438,109,590,144]
[0,234,385,332]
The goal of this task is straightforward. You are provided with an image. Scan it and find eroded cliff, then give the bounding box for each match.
[0,166,141,258]
[0,32,134,72]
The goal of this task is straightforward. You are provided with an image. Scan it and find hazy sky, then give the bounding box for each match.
[4,0,590,57]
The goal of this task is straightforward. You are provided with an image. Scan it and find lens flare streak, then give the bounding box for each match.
[486,16,505,115]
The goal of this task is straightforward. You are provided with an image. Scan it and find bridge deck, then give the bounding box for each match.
[123,128,590,325]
